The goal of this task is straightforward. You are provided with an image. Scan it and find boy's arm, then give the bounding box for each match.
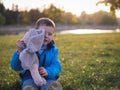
[46,49,62,79]
[11,51,23,71]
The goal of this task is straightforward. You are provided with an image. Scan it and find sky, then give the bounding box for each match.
[1,0,120,17]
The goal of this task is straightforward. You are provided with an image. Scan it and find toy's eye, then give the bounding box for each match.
[48,32,53,36]
[37,30,42,34]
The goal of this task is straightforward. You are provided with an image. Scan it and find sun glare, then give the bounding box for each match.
[2,0,119,17]
[53,0,110,16]
[116,10,120,17]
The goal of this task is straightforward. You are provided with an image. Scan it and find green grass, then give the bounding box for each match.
[0,33,120,90]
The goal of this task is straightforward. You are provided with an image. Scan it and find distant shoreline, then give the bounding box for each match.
[0,25,119,35]
[56,25,118,31]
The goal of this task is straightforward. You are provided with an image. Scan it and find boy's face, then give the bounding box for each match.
[39,26,54,46]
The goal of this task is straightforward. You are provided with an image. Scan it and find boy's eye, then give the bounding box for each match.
[45,32,53,36]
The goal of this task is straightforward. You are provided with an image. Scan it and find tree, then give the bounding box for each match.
[19,11,30,24]
[79,11,92,25]
[4,9,20,24]
[97,0,120,17]
[61,12,78,24]
[43,4,63,23]
[92,11,118,25]
[29,9,43,24]
[0,3,6,25]
[79,11,118,25]
[0,3,5,15]
[0,13,6,25]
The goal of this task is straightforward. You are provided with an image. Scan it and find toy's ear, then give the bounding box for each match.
[29,29,37,36]
[29,28,45,37]
[36,28,45,36]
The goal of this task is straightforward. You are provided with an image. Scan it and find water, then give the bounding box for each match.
[59,29,120,34]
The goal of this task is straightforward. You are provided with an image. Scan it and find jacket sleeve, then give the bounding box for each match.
[46,48,62,79]
[10,51,23,71]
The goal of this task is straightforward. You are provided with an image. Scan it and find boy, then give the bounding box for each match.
[11,17,62,90]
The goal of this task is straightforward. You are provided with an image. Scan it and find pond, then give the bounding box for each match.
[59,29,120,34]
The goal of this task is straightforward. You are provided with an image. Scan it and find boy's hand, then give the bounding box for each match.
[16,40,25,53]
[38,67,48,77]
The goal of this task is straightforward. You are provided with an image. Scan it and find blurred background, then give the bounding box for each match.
[0,1,120,89]
[0,0,120,35]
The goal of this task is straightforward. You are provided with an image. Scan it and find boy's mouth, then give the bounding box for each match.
[44,39,48,42]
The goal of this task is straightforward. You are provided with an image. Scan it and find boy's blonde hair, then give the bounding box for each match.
[35,17,55,29]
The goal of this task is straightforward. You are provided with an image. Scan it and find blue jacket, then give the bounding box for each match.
[11,41,62,80]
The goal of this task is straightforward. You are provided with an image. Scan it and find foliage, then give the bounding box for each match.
[0,33,120,90]
[79,11,118,25]
[43,4,78,24]
[92,11,118,25]
[0,3,6,25]
[0,3,78,25]
[97,0,120,16]
[29,9,44,24]
[0,2,119,25]
[61,12,78,24]
[0,13,6,25]
[0,3,5,15]
[43,4,63,23]
[4,9,19,25]
[19,11,30,24]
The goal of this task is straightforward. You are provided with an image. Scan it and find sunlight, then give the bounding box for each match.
[51,0,104,16]
[2,0,50,11]
[116,10,120,17]
[2,0,119,17]
[60,29,119,34]
[53,0,111,16]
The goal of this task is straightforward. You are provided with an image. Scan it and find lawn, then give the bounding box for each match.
[0,33,120,90]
